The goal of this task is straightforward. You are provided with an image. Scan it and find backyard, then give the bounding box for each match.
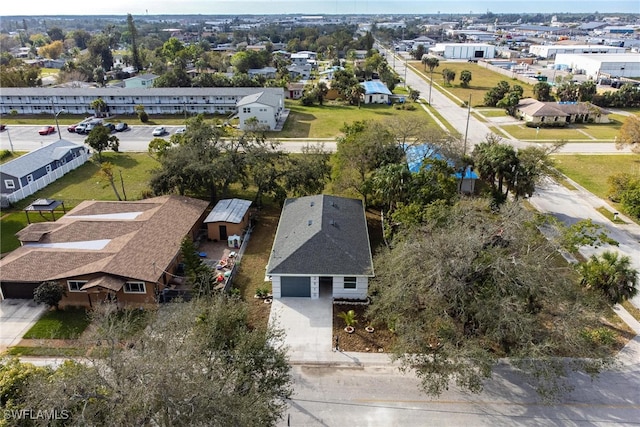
[0,152,159,254]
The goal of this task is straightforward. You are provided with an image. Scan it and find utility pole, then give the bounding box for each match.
[404,57,407,87]
[428,69,433,105]
[463,94,472,155]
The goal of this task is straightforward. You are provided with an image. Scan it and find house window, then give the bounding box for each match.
[124,282,146,293]
[243,107,251,113]
[344,277,357,289]
[68,280,87,292]
[46,165,52,173]
[4,179,15,189]
[26,175,33,183]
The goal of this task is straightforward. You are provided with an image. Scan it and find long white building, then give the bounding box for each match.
[553,53,640,79]
[0,87,284,119]
[530,44,626,59]
[429,43,496,60]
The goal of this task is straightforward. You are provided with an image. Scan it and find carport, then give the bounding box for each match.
[280,277,311,297]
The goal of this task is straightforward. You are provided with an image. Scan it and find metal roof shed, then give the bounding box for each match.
[204,199,252,241]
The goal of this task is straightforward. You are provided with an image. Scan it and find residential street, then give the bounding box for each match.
[279,359,640,427]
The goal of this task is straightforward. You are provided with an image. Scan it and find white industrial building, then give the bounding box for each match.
[529,44,626,59]
[553,53,640,79]
[429,43,496,60]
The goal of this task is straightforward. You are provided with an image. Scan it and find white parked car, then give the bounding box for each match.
[175,127,186,134]
[152,126,167,136]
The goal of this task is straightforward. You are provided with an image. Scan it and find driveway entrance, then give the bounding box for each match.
[268,295,333,362]
[0,299,46,352]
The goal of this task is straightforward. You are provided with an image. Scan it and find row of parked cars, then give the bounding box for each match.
[67,118,129,134]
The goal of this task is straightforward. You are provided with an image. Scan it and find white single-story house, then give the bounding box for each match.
[360,80,392,104]
[236,91,285,131]
[267,195,374,300]
[515,98,611,125]
[285,82,304,100]
[1,140,90,205]
[248,67,278,79]
[123,73,158,88]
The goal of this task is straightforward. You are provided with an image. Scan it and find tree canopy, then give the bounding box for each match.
[368,200,615,399]
[7,295,292,426]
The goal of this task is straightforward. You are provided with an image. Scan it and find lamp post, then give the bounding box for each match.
[54,108,66,140]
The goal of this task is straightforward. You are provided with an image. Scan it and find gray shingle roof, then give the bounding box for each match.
[266,195,374,277]
[204,199,251,224]
[236,91,282,108]
[1,139,82,178]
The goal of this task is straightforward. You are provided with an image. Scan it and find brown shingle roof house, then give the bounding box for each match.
[0,195,209,308]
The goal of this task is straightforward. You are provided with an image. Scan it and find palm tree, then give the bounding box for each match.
[90,97,107,118]
[424,57,440,104]
[350,84,365,108]
[578,251,639,305]
[316,81,328,106]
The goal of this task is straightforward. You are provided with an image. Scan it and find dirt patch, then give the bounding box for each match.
[332,303,395,353]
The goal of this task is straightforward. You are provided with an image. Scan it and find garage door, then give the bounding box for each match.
[280,277,311,297]
[1,282,39,299]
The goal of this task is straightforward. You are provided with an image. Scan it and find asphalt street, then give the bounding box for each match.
[0,125,631,155]
[280,362,640,426]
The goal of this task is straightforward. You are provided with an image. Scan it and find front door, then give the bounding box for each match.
[219,225,228,240]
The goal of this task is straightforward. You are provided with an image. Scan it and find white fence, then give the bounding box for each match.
[2,151,91,205]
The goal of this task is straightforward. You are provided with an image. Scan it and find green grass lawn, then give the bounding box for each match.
[553,154,640,198]
[501,124,587,140]
[476,108,508,118]
[409,60,535,106]
[272,100,434,138]
[1,152,158,254]
[23,307,90,339]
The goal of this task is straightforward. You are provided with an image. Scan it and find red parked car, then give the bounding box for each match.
[38,126,56,136]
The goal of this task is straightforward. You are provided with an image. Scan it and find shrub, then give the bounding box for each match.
[138,111,149,123]
[580,327,616,348]
[33,281,66,310]
[0,149,13,161]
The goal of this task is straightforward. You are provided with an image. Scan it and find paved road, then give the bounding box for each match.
[530,177,640,309]
[280,360,640,426]
[0,125,632,155]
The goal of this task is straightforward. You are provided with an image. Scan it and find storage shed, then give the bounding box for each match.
[204,199,252,241]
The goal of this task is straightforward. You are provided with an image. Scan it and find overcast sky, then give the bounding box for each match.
[1,0,638,16]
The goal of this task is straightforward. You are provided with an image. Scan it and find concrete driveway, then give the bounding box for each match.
[0,299,46,352]
[268,295,334,363]
[268,296,394,366]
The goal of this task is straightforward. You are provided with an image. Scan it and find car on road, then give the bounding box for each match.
[115,122,128,132]
[103,123,116,133]
[38,125,56,135]
[175,127,186,134]
[152,126,167,136]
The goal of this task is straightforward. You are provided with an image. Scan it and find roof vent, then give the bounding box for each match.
[330,219,335,226]
[310,201,315,207]
[308,219,312,226]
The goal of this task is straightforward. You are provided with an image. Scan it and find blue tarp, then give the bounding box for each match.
[405,144,478,179]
